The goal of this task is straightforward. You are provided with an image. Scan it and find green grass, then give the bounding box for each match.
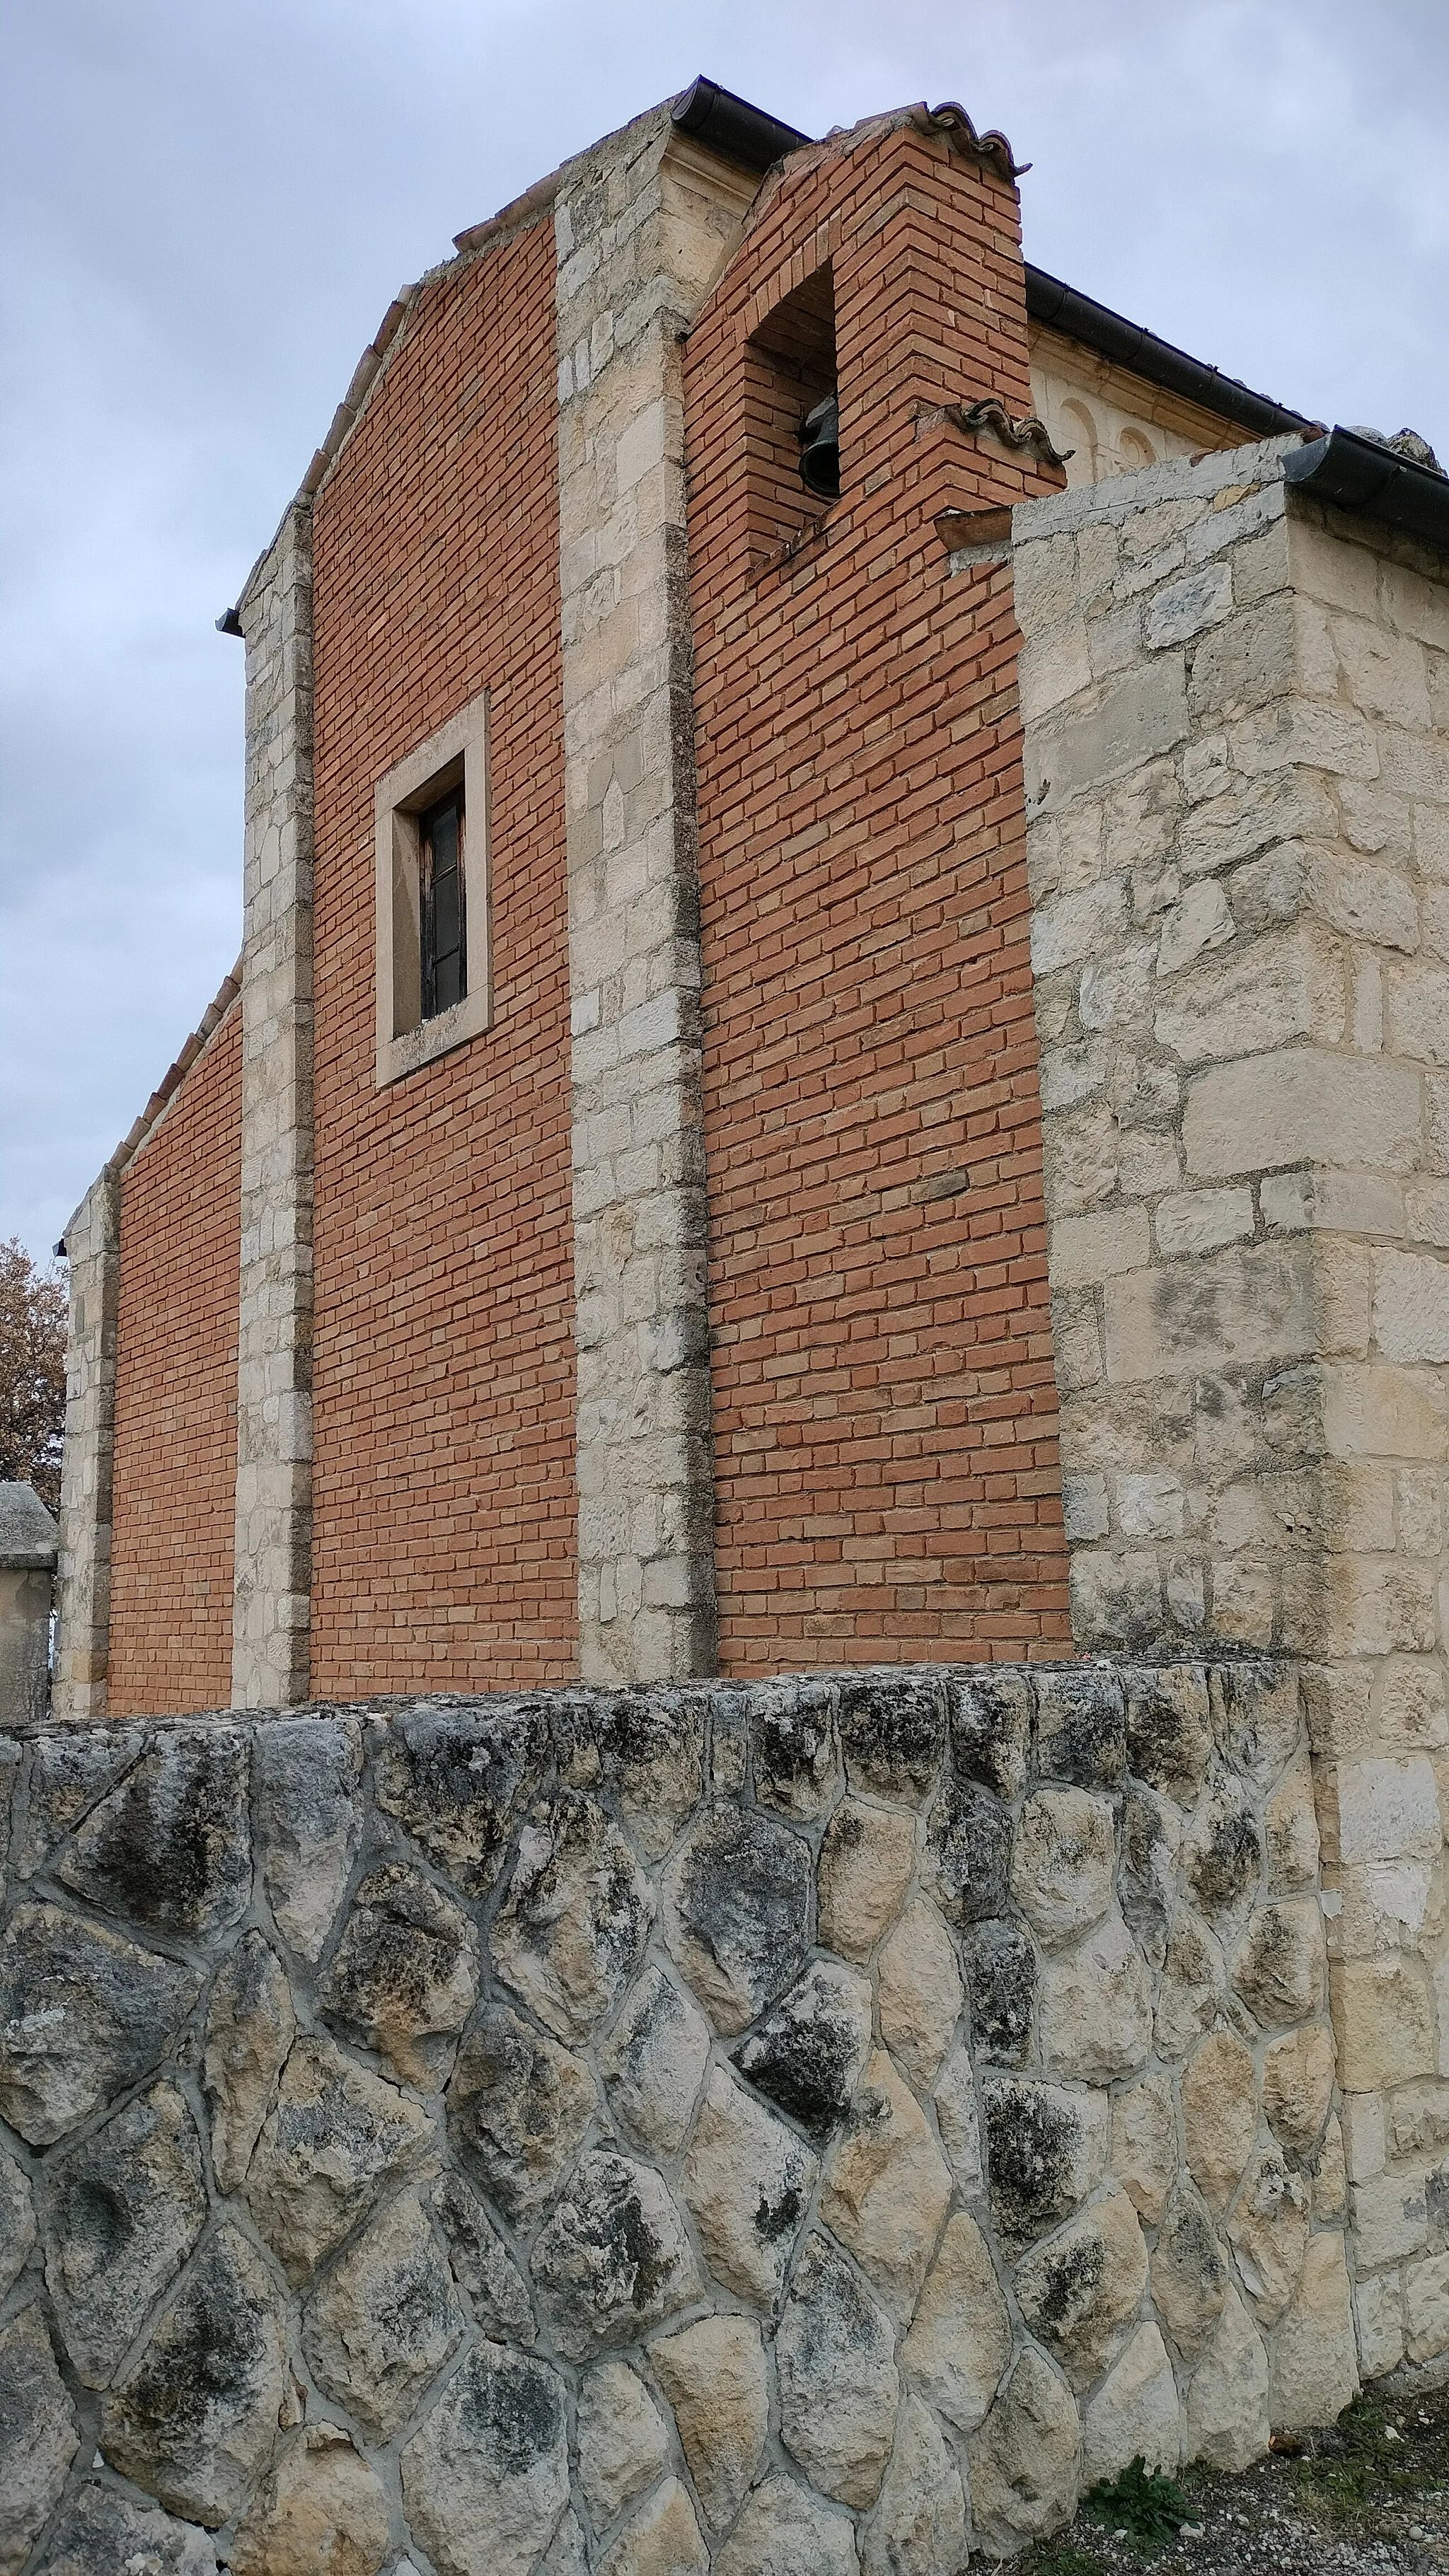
[1029,2546,1107,2576]
[1290,2394,1448,2529]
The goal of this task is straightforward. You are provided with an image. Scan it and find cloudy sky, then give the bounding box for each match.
[2,0,1445,1261]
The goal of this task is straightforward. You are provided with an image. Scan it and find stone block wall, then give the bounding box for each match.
[1015,442,1449,2386]
[0,1659,1353,2572]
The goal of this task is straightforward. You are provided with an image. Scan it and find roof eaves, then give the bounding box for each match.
[1285,425,1449,556]
[1026,265,1317,441]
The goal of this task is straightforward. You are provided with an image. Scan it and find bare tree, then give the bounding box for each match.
[0,1237,66,1516]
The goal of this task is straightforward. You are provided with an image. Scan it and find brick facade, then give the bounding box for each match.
[108,1003,241,1714]
[64,87,1363,1712]
[688,121,1073,1666]
[306,214,577,1693]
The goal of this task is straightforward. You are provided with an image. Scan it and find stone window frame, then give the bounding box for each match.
[374,690,492,1086]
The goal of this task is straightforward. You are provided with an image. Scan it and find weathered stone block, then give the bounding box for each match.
[683,2063,816,2309]
[862,2389,969,2576]
[375,1703,548,1896]
[302,2187,461,2439]
[321,1861,478,2088]
[597,2478,709,2576]
[230,2425,390,2576]
[57,1728,252,1938]
[816,1796,916,1960]
[0,1902,201,2147]
[731,1960,872,2142]
[253,1719,362,1960]
[577,2359,671,2530]
[1015,2186,1150,2387]
[101,2226,287,2528]
[44,2080,207,2386]
[662,1803,811,2033]
[777,2230,898,2508]
[902,2208,1012,2432]
[652,2314,767,2534]
[819,2049,952,2315]
[1187,2284,1270,2468]
[246,2033,434,2282]
[37,2483,221,2576]
[432,2171,534,2339]
[970,2346,1083,2558]
[532,2149,698,2357]
[401,2340,570,2576]
[1011,1786,1116,1947]
[1232,1900,1325,2027]
[876,1898,962,2087]
[1330,1956,1438,2090]
[203,1930,295,2191]
[1270,2232,1358,2429]
[1228,2147,1310,2325]
[1263,2024,1335,2159]
[449,2002,595,2221]
[1183,2029,1257,2212]
[712,2473,857,2576]
[1085,2321,1182,2483]
[837,1673,946,1797]
[0,2304,78,2576]
[1111,2071,1177,2224]
[927,1775,1012,1927]
[964,1915,1039,2065]
[1040,1913,1153,2083]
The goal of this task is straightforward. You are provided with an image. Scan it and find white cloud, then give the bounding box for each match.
[2,0,1445,1253]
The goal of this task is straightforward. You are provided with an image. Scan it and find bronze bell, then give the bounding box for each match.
[798,391,840,500]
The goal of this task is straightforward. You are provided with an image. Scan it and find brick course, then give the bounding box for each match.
[108,1004,241,1713]
[688,121,1074,1668]
[307,215,577,1693]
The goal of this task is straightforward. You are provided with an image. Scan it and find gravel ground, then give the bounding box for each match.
[1015,2371,1449,2576]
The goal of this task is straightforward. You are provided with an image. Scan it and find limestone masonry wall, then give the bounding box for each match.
[1017,442,1449,2384]
[0,1660,1356,2572]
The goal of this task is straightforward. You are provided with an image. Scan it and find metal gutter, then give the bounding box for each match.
[671,76,809,173]
[1025,265,1315,439]
[1284,426,1449,555]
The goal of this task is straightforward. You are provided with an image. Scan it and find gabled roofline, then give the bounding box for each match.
[57,960,243,1251]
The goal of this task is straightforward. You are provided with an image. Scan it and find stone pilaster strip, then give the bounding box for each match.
[231,501,316,1709]
[53,1170,120,1718]
[555,116,754,1683]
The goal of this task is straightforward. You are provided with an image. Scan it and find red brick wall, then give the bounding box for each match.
[687,122,1074,1669]
[109,1006,241,1712]
[308,215,577,1693]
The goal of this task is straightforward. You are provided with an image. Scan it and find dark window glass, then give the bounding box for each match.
[420,789,466,1021]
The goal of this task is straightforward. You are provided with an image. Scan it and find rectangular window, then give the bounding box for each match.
[374,690,492,1086]
[420,788,466,1020]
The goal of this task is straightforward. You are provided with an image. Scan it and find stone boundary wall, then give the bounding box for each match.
[0,1660,1353,2573]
